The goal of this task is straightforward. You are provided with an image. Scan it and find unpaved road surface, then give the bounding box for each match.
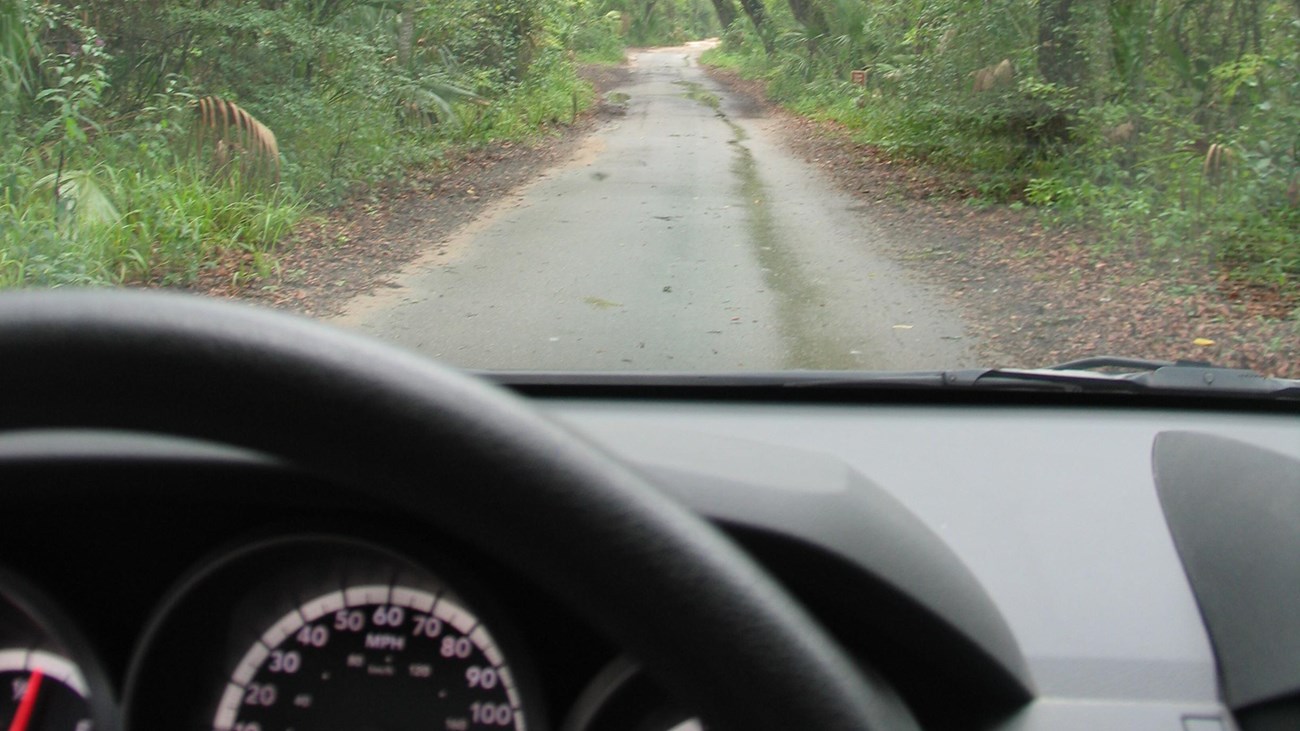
[332,42,972,371]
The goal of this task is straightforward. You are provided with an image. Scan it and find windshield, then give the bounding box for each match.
[2,0,1297,377]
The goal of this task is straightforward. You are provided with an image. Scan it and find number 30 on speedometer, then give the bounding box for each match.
[213,585,526,731]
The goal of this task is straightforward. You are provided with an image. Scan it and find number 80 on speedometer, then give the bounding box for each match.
[213,584,527,731]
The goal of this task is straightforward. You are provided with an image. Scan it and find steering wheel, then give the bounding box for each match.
[0,290,916,731]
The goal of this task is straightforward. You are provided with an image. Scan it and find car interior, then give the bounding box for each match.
[0,290,1297,731]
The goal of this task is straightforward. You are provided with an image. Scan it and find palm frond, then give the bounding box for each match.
[194,96,281,183]
[394,76,484,128]
[33,169,120,228]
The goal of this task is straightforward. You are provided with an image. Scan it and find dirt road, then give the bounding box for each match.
[330,42,972,371]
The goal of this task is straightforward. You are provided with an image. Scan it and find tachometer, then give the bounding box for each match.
[215,583,525,731]
[0,650,91,731]
[0,568,116,731]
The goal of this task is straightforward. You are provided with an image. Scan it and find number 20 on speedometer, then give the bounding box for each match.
[213,584,526,731]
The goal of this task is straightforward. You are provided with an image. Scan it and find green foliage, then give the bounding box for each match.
[0,0,37,116]
[0,148,300,287]
[566,4,625,63]
[1,0,610,289]
[459,48,595,142]
[704,0,1300,291]
[593,0,720,47]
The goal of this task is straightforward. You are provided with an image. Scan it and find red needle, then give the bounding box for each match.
[8,668,44,731]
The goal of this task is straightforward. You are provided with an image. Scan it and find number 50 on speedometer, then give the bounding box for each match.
[213,584,526,731]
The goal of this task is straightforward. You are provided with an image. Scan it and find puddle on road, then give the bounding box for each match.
[732,137,858,369]
[673,80,722,112]
[677,78,856,368]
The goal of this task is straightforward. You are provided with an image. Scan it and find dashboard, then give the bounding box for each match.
[2,393,1298,731]
[1,293,1299,731]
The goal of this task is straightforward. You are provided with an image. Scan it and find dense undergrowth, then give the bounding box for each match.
[0,0,620,288]
[701,0,1300,294]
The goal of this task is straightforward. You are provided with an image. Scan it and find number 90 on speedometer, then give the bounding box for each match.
[213,584,526,731]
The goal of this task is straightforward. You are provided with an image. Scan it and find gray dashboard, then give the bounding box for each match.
[543,399,1300,731]
[0,393,1296,731]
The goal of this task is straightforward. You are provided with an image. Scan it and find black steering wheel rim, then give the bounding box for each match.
[0,289,913,731]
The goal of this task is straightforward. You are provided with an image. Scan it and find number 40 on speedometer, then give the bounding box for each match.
[213,584,527,731]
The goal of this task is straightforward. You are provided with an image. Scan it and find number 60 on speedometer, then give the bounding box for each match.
[213,584,527,731]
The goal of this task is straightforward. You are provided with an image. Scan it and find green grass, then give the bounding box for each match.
[0,153,301,288]
[576,48,627,65]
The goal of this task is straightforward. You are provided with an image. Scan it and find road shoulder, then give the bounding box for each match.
[190,65,632,320]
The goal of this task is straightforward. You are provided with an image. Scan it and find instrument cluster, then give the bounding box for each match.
[0,531,690,731]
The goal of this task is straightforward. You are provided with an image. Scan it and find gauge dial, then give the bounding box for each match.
[0,650,92,731]
[214,583,526,731]
[127,537,541,731]
[0,568,113,731]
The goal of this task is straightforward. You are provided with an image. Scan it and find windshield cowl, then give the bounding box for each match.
[478,363,1300,401]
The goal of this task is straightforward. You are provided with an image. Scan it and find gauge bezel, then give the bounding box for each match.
[561,656,696,731]
[123,532,549,731]
[0,565,120,731]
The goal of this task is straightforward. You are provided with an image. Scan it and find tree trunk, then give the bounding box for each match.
[1107,0,1153,101]
[1039,0,1083,87]
[709,0,738,29]
[737,0,773,52]
[397,4,415,70]
[786,0,828,36]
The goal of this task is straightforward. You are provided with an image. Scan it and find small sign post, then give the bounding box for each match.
[850,69,868,87]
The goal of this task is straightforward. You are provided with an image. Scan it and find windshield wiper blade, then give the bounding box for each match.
[477,370,952,389]
[947,364,1300,398]
[480,365,1299,399]
[1046,356,1185,371]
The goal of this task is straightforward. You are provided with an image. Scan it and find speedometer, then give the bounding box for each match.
[123,536,541,731]
[215,583,525,731]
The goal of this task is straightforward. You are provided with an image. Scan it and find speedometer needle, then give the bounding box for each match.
[8,668,43,731]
